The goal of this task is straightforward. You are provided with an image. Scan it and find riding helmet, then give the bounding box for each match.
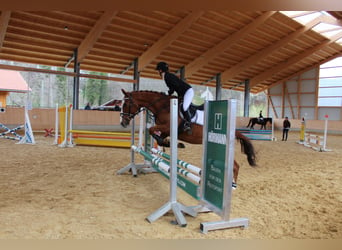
[156,62,169,72]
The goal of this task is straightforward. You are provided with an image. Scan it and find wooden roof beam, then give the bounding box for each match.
[0,11,11,49]
[220,16,323,83]
[78,11,118,62]
[66,11,118,65]
[138,11,204,72]
[249,31,342,88]
[326,11,342,21]
[319,14,342,27]
[0,63,136,83]
[185,11,277,78]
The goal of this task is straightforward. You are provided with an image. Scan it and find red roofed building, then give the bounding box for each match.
[0,69,29,107]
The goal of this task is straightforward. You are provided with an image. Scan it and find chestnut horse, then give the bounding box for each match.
[120,89,257,187]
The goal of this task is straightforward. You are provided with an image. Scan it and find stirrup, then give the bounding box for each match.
[183,121,191,130]
[183,122,192,135]
[184,126,191,132]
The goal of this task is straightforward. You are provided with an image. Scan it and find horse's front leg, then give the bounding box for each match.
[149,125,170,147]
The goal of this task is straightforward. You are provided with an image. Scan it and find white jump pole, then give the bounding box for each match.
[323,115,328,151]
[17,82,35,145]
[138,111,144,148]
[117,109,155,176]
[271,116,275,141]
[146,98,197,227]
[63,105,68,145]
[53,103,59,145]
[68,104,74,146]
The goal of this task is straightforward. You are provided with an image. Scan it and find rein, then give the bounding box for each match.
[120,94,143,119]
[120,92,171,120]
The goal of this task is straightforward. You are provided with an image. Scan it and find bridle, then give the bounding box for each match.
[120,92,172,122]
[120,94,143,121]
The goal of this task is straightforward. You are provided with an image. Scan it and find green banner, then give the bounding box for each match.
[203,100,228,210]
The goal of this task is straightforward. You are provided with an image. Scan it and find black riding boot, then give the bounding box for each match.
[182,109,192,133]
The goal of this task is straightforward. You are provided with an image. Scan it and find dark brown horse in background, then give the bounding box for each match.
[246,117,272,130]
[120,90,257,187]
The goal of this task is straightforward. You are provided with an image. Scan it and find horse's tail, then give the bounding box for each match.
[235,130,257,167]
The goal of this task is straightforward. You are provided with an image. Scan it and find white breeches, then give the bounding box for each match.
[183,88,194,111]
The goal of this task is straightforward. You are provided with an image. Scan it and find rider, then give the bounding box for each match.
[259,110,264,122]
[156,62,194,132]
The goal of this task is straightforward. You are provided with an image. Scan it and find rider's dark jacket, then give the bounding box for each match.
[164,72,191,97]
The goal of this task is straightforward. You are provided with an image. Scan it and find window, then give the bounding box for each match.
[318,57,342,107]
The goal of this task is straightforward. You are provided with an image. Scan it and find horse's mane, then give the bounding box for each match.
[126,90,172,107]
[132,90,169,96]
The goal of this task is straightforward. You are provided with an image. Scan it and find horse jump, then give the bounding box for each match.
[0,107,35,144]
[236,128,273,141]
[119,90,257,187]
[132,145,201,200]
[302,133,331,152]
[123,98,249,233]
[246,117,273,130]
[152,147,240,188]
[297,115,331,152]
[55,104,139,148]
[304,133,325,151]
[0,123,23,141]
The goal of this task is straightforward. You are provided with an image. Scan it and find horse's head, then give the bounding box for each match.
[120,89,171,127]
[120,89,141,128]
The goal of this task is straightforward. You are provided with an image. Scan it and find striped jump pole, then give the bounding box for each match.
[236,128,273,141]
[17,108,36,145]
[0,123,23,141]
[151,148,202,176]
[132,145,201,199]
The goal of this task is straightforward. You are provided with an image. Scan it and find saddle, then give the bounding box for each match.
[188,103,204,118]
[178,102,204,120]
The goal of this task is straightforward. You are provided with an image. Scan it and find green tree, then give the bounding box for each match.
[56,67,68,105]
[85,77,98,105]
[249,92,267,117]
[84,72,108,106]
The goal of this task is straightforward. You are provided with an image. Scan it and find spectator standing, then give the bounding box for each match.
[84,102,91,110]
[282,116,291,141]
